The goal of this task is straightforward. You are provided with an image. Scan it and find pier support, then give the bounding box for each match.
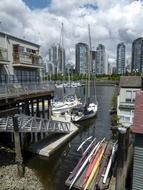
[48,99,52,119]
[30,99,34,116]
[116,127,127,190]
[42,97,45,118]
[36,98,40,117]
[13,115,25,177]
[25,100,30,116]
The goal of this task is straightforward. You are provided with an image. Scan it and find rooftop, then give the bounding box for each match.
[0,32,40,48]
[119,76,143,88]
[132,90,143,134]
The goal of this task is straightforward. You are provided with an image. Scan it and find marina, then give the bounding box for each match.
[1,1,143,189]
[26,85,115,190]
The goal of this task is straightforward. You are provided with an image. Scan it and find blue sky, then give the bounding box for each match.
[23,0,51,9]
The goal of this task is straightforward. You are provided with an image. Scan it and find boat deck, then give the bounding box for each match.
[65,142,114,190]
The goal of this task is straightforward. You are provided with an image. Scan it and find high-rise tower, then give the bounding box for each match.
[131,38,143,73]
[75,42,88,74]
[116,42,126,75]
[96,44,106,75]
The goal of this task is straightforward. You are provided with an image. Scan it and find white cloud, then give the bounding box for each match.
[0,0,143,64]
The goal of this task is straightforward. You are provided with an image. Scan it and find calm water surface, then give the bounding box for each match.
[27,85,115,190]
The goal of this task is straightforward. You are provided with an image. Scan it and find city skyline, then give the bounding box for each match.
[0,0,143,66]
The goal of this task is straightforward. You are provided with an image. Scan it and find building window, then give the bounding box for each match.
[126,90,132,102]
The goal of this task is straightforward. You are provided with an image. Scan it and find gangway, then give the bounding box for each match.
[0,114,71,134]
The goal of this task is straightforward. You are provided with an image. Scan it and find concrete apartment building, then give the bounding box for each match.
[75,42,88,74]
[116,42,126,75]
[47,44,65,76]
[96,44,106,75]
[0,32,42,83]
[117,76,143,127]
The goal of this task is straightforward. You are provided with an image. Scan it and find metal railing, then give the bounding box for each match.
[0,81,55,99]
[13,52,42,66]
[0,114,71,134]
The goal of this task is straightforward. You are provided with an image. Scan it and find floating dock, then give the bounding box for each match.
[28,116,79,157]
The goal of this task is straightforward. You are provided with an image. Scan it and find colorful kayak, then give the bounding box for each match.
[69,138,96,180]
[83,142,107,190]
[82,138,105,187]
[69,141,100,190]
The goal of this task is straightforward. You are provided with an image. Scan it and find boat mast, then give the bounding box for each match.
[61,22,64,78]
[87,24,92,105]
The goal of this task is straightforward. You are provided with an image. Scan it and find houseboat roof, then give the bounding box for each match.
[132,90,143,134]
[119,76,143,88]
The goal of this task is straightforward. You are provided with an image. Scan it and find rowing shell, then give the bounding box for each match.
[83,142,107,190]
[102,142,117,184]
[69,141,101,190]
[93,143,112,190]
[82,138,105,187]
[69,138,96,181]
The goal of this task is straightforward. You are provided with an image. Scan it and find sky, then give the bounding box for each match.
[0,0,143,65]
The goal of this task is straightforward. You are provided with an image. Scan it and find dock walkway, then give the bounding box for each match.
[28,116,79,157]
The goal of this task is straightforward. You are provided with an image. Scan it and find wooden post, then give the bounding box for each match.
[42,97,45,118]
[116,127,127,190]
[48,99,52,119]
[13,115,25,177]
[25,100,30,116]
[31,99,34,116]
[36,98,40,117]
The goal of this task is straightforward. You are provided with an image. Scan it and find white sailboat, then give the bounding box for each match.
[52,23,82,115]
[52,94,82,115]
[71,25,98,122]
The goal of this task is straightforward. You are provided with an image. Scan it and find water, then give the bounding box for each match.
[27,85,115,190]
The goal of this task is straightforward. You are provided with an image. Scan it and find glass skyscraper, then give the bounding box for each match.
[131,38,143,73]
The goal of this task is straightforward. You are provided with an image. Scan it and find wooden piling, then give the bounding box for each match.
[13,115,25,177]
[116,127,127,190]
[36,98,40,117]
[25,100,30,116]
[42,97,45,118]
[48,99,52,119]
[31,99,34,116]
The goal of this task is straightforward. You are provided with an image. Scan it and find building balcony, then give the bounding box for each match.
[13,52,43,68]
[0,47,9,64]
[119,102,135,110]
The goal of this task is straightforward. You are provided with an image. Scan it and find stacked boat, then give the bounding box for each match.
[65,138,117,190]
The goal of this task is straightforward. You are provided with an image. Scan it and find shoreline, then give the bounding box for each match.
[0,144,45,190]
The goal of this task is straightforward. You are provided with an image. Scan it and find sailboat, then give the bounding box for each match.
[52,23,82,115]
[71,25,98,122]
